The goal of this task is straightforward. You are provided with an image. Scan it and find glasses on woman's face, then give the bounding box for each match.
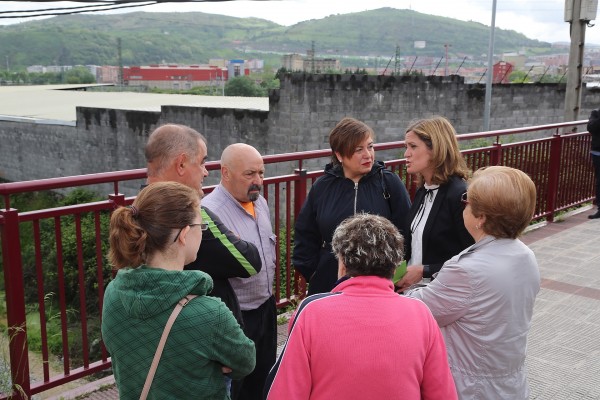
[461,192,469,206]
[173,223,208,242]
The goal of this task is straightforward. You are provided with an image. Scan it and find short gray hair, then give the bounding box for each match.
[331,213,404,279]
[145,124,206,177]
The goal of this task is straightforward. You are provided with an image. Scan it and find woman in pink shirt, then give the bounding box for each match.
[264,213,457,400]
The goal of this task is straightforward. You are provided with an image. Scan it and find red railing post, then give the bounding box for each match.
[108,193,126,208]
[546,133,563,222]
[490,142,503,165]
[293,168,307,298]
[0,208,30,399]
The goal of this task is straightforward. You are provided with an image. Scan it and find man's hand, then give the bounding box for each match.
[222,366,232,374]
[395,265,424,292]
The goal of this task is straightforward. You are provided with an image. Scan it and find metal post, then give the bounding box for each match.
[293,167,307,297]
[483,0,497,131]
[564,0,587,123]
[1,208,31,399]
[546,134,563,222]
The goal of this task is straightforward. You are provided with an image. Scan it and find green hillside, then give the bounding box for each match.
[0,8,550,70]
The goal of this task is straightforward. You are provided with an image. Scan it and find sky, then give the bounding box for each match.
[1,0,600,45]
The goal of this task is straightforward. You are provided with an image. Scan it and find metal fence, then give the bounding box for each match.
[0,120,594,399]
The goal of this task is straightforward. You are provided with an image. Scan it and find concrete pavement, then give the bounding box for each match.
[44,208,600,400]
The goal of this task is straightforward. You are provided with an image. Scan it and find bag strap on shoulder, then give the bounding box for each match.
[139,294,198,400]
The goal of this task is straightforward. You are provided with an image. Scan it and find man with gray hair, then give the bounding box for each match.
[202,143,277,400]
[145,124,262,330]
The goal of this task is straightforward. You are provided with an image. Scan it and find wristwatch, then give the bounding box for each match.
[422,264,431,279]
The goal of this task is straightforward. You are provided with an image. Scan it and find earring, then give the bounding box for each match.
[476,224,480,230]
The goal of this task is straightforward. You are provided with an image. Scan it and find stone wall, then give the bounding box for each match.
[1,73,599,196]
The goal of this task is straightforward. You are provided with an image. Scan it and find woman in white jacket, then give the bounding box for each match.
[406,166,541,400]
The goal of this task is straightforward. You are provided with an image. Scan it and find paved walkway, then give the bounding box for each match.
[44,207,600,400]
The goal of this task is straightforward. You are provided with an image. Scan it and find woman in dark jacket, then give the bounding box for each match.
[293,117,411,295]
[396,116,474,291]
[587,109,600,219]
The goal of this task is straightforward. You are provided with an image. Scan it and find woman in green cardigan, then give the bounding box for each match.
[102,181,256,399]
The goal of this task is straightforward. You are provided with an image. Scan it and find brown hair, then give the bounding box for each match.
[331,213,404,279]
[468,166,536,239]
[405,116,470,185]
[108,181,200,269]
[329,117,375,166]
[145,124,206,177]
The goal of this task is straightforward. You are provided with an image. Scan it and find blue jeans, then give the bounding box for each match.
[224,376,232,395]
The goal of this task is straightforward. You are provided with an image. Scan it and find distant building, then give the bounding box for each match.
[27,65,45,73]
[209,59,228,68]
[246,59,265,72]
[97,66,121,84]
[502,53,527,70]
[26,65,73,74]
[282,54,304,71]
[282,51,340,73]
[122,62,249,90]
[493,61,513,83]
[228,60,245,79]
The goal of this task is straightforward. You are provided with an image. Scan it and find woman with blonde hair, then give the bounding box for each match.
[397,116,474,291]
[406,166,541,399]
[102,181,255,399]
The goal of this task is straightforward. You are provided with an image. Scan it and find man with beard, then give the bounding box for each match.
[202,143,277,400]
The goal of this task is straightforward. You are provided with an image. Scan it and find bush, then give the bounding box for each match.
[224,76,266,97]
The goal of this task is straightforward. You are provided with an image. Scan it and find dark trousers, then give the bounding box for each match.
[593,154,600,206]
[232,296,277,400]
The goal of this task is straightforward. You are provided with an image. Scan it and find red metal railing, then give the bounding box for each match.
[0,120,594,399]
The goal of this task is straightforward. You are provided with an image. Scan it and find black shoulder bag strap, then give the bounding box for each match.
[379,169,392,212]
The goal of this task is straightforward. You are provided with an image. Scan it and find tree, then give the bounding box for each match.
[509,70,531,83]
[224,76,265,97]
[64,66,96,84]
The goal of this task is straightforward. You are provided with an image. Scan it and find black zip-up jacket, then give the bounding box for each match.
[403,175,474,279]
[587,108,600,152]
[185,206,262,327]
[292,161,411,295]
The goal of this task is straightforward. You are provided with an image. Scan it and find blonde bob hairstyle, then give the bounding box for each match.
[108,181,200,270]
[405,116,470,185]
[468,166,536,239]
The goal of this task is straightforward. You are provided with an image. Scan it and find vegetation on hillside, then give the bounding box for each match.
[0,66,96,85]
[0,8,552,72]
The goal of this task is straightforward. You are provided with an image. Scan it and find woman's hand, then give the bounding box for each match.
[395,265,424,292]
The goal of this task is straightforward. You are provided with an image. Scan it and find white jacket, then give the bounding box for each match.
[407,236,540,399]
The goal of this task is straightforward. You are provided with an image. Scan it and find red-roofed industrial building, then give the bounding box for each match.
[122,61,249,89]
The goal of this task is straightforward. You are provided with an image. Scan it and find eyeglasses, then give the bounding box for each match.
[173,223,208,242]
[461,192,469,206]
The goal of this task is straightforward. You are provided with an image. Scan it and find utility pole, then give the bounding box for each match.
[394,45,401,75]
[117,37,123,86]
[310,40,315,74]
[444,44,451,76]
[483,0,497,131]
[564,0,595,123]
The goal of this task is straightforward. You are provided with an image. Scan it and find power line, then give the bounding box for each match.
[0,1,159,19]
[0,1,268,20]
